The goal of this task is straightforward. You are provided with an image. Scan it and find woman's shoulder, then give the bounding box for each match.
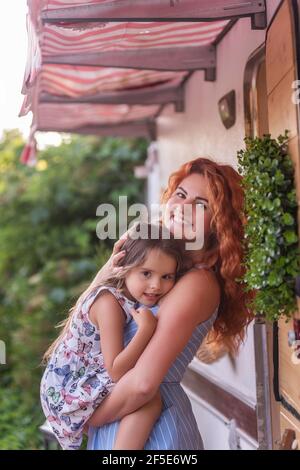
[160,267,220,323]
[181,266,220,292]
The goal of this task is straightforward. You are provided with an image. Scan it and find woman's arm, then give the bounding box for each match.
[89,226,139,290]
[88,269,220,427]
[91,293,157,383]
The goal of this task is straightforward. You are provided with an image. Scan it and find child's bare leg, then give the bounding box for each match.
[113,390,162,450]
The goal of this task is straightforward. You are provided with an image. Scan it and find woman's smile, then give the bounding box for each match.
[171,207,193,227]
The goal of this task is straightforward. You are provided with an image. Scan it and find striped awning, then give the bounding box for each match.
[20,0,266,164]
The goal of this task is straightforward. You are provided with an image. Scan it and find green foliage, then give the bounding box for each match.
[0,385,44,450]
[0,129,147,449]
[237,131,299,321]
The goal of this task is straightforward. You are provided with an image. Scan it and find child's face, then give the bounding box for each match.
[124,249,177,307]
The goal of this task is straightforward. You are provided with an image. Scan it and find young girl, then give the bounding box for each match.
[40,223,186,450]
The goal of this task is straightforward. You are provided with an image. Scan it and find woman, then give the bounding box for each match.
[85,157,253,450]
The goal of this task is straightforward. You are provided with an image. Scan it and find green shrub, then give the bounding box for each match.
[237,131,299,321]
[0,130,147,449]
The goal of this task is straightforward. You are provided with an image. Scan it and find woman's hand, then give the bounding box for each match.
[103,222,140,276]
[130,306,158,337]
[88,230,131,289]
[106,235,128,272]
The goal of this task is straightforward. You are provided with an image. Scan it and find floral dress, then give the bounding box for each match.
[40,285,136,450]
[87,264,219,450]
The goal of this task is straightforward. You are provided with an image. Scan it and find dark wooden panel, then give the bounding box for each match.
[182,367,258,441]
[40,81,182,106]
[44,45,216,72]
[41,0,266,30]
[37,120,156,140]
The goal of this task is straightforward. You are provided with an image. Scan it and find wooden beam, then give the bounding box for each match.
[37,120,156,140]
[44,45,216,74]
[182,367,258,441]
[41,0,266,30]
[40,81,183,108]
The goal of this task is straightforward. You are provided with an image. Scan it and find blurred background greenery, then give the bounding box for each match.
[0,130,147,449]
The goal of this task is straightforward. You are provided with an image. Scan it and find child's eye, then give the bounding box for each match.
[162,274,175,280]
[142,271,151,278]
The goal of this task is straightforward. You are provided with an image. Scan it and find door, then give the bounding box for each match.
[265,0,300,449]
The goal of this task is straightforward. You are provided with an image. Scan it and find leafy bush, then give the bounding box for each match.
[237,132,299,321]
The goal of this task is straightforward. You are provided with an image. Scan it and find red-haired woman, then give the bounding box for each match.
[86,157,254,450]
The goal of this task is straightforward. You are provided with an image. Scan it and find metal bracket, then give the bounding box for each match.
[251,10,267,30]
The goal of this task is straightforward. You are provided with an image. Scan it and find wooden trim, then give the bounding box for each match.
[37,120,156,140]
[40,81,182,106]
[266,0,286,32]
[243,44,266,138]
[41,0,266,29]
[43,45,216,73]
[182,367,258,441]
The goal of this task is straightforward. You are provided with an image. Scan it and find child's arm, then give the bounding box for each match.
[90,292,157,383]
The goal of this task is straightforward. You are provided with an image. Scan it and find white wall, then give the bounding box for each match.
[156,17,265,185]
[155,0,282,188]
[146,162,160,206]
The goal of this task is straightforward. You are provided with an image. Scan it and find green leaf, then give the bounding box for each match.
[283,230,298,245]
[282,213,295,226]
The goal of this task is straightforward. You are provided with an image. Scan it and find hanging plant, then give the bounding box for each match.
[237,131,299,321]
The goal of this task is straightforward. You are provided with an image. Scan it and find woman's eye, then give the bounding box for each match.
[176,192,185,199]
[196,200,207,208]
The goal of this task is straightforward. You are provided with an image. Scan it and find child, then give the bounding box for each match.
[40,223,186,450]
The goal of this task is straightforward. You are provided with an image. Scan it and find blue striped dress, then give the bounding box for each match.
[87,301,218,450]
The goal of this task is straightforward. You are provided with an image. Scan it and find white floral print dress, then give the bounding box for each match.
[40,285,136,450]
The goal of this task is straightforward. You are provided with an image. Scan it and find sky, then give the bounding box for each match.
[0,1,61,147]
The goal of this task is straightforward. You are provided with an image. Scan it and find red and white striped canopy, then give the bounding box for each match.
[20,0,266,163]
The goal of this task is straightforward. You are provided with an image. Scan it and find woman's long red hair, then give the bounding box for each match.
[162,157,254,355]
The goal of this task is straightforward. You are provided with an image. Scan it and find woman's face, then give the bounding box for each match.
[163,173,213,243]
[124,248,177,307]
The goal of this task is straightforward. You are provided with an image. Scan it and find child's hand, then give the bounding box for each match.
[130,306,158,336]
